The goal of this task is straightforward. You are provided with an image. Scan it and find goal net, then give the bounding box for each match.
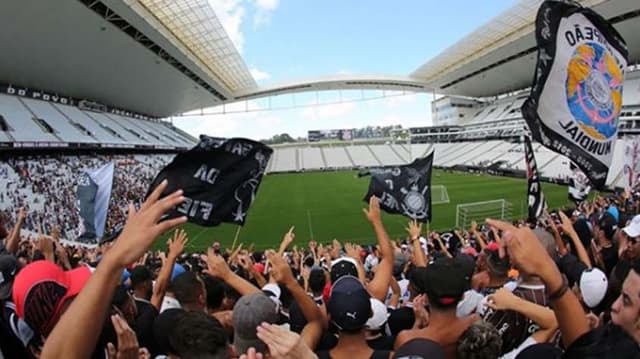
[432,185,450,204]
[456,199,512,228]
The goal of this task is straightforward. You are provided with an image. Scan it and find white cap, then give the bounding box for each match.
[580,268,608,308]
[456,289,485,318]
[366,298,389,330]
[623,215,640,238]
[262,283,281,300]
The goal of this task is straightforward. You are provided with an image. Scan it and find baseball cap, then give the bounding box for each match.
[330,257,359,283]
[423,257,472,308]
[0,254,19,300]
[623,214,640,238]
[596,213,618,240]
[393,253,409,277]
[170,263,186,281]
[12,260,91,336]
[232,293,279,354]
[366,298,389,330]
[580,268,608,308]
[327,275,371,331]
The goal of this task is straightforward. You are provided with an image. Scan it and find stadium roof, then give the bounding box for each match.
[412,0,640,97]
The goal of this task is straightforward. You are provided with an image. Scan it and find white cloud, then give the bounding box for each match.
[249,67,271,81]
[252,0,279,27]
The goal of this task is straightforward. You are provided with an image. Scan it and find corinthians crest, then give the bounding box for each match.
[363,153,434,222]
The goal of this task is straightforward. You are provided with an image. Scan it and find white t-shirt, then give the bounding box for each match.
[385,278,410,307]
[160,295,181,313]
[500,336,538,359]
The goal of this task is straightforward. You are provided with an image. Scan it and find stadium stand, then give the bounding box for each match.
[345,145,381,167]
[321,146,354,168]
[0,93,195,149]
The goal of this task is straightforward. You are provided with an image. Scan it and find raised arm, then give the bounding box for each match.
[487,288,557,330]
[470,221,487,250]
[558,211,591,268]
[4,207,26,254]
[407,220,427,267]
[203,249,260,296]
[41,181,187,359]
[267,250,324,349]
[278,226,295,256]
[363,196,394,302]
[151,229,188,310]
[487,219,589,347]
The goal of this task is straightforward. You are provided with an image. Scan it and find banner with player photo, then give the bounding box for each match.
[623,136,640,192]
[146,136,273,226]
[524,135,546,222]
[521,0,628,189]
[363,152,434,222]
[77,162,114,243]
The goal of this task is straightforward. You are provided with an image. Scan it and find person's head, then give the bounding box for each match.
[112,285,137,326]
[365,298,389,332]
[415,257,472,311]
[393,252,409,279]
[202,275,225,312]
[129,265,153,299]
[622,215,640,259]
[594,212,617,243]
[330,257,359,283]
[483,246,510,280]
[327,275,372,333]
[611,260,640,342]
[171,271,206,312]
[533,228,558,261]
[308,266,326,295]
[168,311,229,359]
[12,260,91,337]
[578,268,608,309]
[0,254,19,301]
[232,293,279,355]
[457,320,502,359]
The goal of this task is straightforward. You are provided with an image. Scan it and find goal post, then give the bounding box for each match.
[432,185,449,204]
[456,199,512,228]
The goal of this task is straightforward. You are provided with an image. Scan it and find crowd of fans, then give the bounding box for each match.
[2,159,640,358]
[0,155,173,241]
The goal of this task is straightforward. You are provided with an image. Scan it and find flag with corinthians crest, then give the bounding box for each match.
[521,0,628,190]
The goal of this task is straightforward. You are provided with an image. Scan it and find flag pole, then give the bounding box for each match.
[230,226,242,252]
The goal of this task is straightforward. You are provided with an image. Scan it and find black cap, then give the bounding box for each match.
[327,276,371,331]
[330,257,359,283]
[424,257,472,308]
[393,338,444,359]
[0,254,18,300]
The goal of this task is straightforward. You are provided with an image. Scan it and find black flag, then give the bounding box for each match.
[568,162,591,203]
[147,136,273,226]
[363,153,434,222]
[522,1,628,189]
[524,135,546,222]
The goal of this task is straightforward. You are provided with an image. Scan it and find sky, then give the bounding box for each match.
[174,0,516,141]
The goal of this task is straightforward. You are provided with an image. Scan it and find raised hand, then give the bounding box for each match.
[344,243,361,261]
[330,239,342,259]
[405,220,422,239]
[167,228,188,259]
[106,314,143,359]
[282,226,295,248]
[557,211,576,236]
[105,180,187,268]
[202,248,232,281]
[266,250,295,286]
[485,219,555,277]
[486,288,520,311]
[256,322,317,359]
[363,196,382,224]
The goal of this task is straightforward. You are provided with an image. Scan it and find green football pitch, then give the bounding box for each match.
[160,170,573,252]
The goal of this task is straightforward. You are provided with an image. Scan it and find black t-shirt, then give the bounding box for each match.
[367,334,395,351]
[387,307,414,336]
[564,324,640,359]
[316,349,391,359]
[600,245,618,276]
[134,298,159,355]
